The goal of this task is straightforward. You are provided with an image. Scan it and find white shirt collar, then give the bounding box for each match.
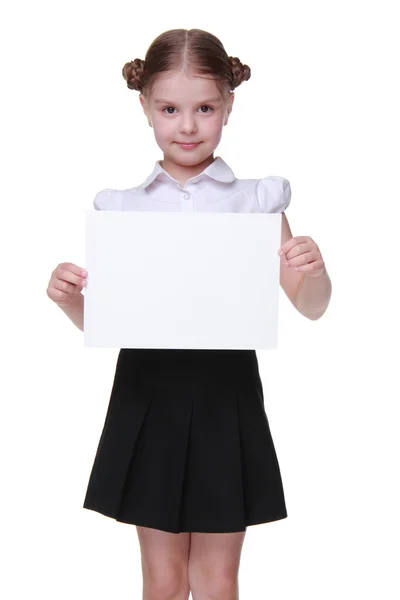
[138,156,236,188]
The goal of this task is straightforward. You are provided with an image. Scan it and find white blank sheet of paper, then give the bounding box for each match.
[83,211,282,350]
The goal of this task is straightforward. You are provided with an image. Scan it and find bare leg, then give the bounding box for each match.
[136,526,191,600]
[188,531,246,600]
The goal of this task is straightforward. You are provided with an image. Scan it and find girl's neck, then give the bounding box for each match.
[160,154,216,187]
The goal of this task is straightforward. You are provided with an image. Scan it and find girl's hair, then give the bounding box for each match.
[121,28,251,98]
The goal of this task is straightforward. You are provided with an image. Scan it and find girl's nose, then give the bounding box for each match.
[179,114,198,135]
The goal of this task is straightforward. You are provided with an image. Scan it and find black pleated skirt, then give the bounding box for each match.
[83,348,287,534]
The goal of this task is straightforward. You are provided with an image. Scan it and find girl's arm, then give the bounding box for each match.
[293,267,331,320]
[58,292,84,331]
[279,213,332,320]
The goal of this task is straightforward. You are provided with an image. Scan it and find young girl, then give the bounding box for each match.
[47,28,331,600]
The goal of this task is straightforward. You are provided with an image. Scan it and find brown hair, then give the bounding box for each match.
[121,28,251,98]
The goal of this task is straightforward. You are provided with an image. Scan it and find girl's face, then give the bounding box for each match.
[140,69,234,175]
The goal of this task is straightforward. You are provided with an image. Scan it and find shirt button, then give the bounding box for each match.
[183,193,190,199]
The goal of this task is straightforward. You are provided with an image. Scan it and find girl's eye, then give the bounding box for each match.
[163,106,176,114]
[161,105,213,114]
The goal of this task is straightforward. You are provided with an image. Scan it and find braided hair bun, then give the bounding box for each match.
[122,58,145,91]
[228,56,251,90]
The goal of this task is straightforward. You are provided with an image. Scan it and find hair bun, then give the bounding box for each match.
[228,56,251,90]
[122,58,145,91]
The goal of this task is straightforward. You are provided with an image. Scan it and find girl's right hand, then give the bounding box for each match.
[47,262,87,307]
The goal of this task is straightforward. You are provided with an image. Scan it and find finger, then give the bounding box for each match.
[279,236,311,256]
[285,250,318,267]
[284,242,312,260]
[47,288,71,303]
[293,259,325,272]
[53,278,82,293]
[55,265,86,287]
[60,262,87,276]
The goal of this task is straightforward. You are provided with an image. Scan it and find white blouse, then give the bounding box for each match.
[93,156,291,214]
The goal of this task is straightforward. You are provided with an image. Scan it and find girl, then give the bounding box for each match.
[47,28,331,600]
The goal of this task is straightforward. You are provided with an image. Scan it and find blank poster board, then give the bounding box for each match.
[83,211,282,350]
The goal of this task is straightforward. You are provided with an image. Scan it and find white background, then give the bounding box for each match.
[2,0,399,598]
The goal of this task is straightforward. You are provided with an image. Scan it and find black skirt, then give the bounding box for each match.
[83,348,287,534]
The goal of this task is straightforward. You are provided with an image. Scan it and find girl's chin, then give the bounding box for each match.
[174,156,209,167]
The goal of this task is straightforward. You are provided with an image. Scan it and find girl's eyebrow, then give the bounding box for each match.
[153,97,222,104]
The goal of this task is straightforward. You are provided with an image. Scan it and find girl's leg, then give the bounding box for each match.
[188,531,246,600]
[136,526,191,600]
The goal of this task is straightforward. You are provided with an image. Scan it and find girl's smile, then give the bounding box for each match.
[175,141,202,150]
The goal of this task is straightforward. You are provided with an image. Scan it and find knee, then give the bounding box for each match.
[143,563,189,600]
[189,564,238,599]
[208,576,238,600]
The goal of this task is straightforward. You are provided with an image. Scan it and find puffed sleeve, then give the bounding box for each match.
[93,188,122,210]
[256,176,291,213]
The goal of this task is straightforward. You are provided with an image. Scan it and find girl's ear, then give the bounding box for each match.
[224,92,235,126]
[139,93,153,127]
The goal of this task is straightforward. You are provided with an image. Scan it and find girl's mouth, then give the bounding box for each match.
[175,142,201,150]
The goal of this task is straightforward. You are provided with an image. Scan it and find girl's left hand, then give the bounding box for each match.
[278,236,325,278]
